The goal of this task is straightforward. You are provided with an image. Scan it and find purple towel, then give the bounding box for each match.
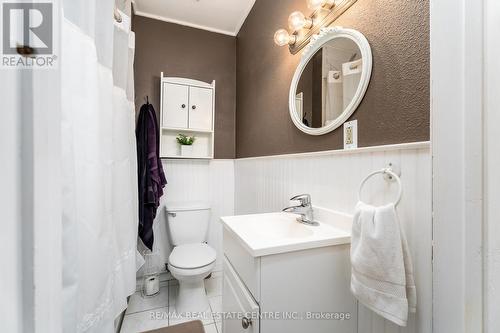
[145,106,166,213]
[136,102,167,250]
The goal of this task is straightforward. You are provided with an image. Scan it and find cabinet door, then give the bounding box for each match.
[188,86,213,130]
[162,83,188,128]
[223,257,260,333]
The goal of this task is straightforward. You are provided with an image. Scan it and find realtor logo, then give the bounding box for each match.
[1,1,58,68]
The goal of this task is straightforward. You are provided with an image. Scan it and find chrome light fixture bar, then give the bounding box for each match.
[274,0,358,54]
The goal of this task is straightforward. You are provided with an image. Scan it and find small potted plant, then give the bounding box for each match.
[176,134,196,157]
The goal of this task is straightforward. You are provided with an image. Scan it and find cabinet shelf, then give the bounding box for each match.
[159,129,213,160]
[161,127,214,134]
[161,155,213,160]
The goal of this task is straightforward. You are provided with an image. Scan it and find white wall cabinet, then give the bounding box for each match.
[159,73,215,159]
[188,86,213,130]
[162,83,189,128]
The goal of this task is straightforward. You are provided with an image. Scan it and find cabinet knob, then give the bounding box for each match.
[192,105,197,110]
[181,104,186,108]
[241,317,252,329]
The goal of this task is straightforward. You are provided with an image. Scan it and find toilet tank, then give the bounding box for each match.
[165,202,211,246]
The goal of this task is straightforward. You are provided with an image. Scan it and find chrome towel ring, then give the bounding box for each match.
[358,168,402,206]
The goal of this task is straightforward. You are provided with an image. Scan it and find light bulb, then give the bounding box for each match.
[274,29,296,46]
[288,11,312,31]
[307,0,336,10]
[307,0,324,10]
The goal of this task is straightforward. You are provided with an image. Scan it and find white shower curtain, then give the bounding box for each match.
[342,59,363,110]
[61,1,138,332]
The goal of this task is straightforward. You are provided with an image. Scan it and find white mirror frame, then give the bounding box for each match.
[289,26,372,136]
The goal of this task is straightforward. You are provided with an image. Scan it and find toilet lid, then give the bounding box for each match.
[169,243,216,269]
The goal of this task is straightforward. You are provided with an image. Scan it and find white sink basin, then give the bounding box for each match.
[243,213,315,240]
[221,207,352,257]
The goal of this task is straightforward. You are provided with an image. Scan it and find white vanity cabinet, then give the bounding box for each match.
[221,211,358,333]
[159,73,215,159]
[223,257,260,333]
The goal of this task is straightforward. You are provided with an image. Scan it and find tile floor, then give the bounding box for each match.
[120,271,223,333]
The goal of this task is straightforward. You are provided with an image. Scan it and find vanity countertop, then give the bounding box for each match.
[221,207,352,257]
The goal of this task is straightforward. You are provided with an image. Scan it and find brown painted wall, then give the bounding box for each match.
[133,16,236,159]
[236,0,430,158]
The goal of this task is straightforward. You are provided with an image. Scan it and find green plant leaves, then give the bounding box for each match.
[176,133,196,145]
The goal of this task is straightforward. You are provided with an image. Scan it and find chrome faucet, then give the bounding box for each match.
[282,194,319,226]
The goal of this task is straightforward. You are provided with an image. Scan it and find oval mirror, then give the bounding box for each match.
[289,27,372,135]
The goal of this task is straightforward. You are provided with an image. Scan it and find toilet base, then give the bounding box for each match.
[176,280,210,314]
[168,261,216,314]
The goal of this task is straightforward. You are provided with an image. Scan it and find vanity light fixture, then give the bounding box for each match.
[288,11,313,31]
[274,29,297,46]
[307,0,336,11]
[273,0,357,54]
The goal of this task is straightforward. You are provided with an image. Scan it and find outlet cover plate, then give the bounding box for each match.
[344,120,358,149]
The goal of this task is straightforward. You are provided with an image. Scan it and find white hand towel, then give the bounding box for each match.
[350,202,416,326]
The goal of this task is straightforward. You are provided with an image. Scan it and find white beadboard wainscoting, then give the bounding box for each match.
[234,142,432,333]
[140,159,234,275]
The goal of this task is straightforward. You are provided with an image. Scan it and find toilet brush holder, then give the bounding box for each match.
[142,250,161,297]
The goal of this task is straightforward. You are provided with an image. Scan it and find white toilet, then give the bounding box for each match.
[166,203,216,314]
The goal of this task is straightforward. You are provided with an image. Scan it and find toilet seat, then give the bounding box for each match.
[169,243,216,269]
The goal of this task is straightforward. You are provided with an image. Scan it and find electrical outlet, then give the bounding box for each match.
[344,120,358,149]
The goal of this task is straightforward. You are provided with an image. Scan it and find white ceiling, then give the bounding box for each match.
[133,0,256,36]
